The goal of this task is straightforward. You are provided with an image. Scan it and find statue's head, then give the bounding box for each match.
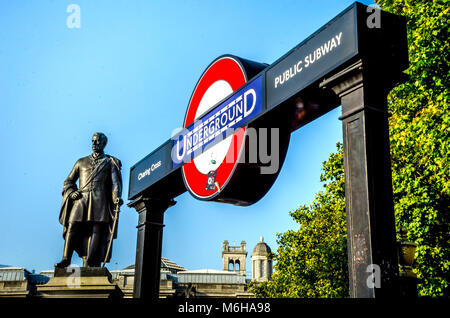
[92,132,108,153]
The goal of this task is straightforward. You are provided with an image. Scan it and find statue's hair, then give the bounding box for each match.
[93,132,108,145]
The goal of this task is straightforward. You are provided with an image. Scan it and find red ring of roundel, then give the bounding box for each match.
[182,57,247,199]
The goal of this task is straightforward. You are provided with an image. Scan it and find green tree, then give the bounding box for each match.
[250,144,348,297]
[252,0,449,297]
[379,0,449,296]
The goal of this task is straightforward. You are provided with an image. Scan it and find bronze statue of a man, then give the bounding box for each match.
[56,132,123,268]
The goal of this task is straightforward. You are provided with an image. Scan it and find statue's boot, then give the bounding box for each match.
[55,258,71,268]
[55,226,76,268]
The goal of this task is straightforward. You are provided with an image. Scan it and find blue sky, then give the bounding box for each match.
[0,0,374,275]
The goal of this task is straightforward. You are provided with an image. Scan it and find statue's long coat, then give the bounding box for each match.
[59,153,122,263]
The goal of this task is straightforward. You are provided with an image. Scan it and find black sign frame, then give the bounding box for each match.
[128,1,409,299]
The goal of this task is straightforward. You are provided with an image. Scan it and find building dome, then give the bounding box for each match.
[251,237,271,257]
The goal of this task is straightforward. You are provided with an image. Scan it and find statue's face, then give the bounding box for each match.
[92,134,106,153]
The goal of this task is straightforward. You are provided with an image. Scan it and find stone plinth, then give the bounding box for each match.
[37,267,123,298]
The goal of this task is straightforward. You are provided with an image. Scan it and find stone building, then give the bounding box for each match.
[222,240,247,275]
[174,269,251,298]
[109,257,187,298]
[0,237,272,298]
[0,266,49,297]
[251,237,273,282]
[110,254,253,298]
[110,238,270,298]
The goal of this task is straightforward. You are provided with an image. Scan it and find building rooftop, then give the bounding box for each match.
[0,267,28,281]
[120,257,186,273]
[179,269,236,275]
[176,269,246,284]
[0,266,49,284]
[161,257,186,272]
[251,236,272,257]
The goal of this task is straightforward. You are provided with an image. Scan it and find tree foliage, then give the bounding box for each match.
[379,0,449,296]
[252,0,449,297]
[250,144,348,298]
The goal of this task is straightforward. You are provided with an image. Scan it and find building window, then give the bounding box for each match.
[252,261,255,279]
[260,260,264,278]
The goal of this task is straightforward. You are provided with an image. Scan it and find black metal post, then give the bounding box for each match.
[128,196,176,299]
[321,60,400,298]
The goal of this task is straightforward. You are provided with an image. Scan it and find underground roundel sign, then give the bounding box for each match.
[180,55,264,201]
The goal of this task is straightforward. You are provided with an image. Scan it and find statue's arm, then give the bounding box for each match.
[110,158,123,204]
[63,160,79,196]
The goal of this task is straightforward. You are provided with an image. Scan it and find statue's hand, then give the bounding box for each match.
[114,198,124,206]
[70,191,82,200]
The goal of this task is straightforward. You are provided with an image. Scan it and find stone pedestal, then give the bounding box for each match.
[37,267,123,298]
